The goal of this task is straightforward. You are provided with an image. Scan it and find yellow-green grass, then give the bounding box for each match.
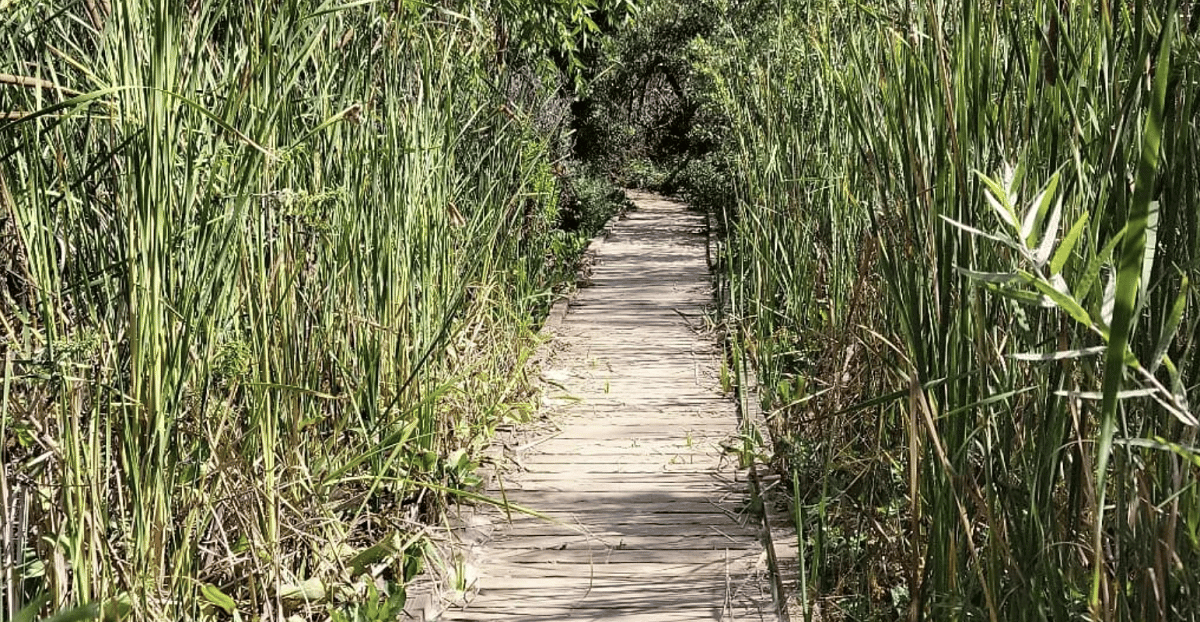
[1,2,609,620]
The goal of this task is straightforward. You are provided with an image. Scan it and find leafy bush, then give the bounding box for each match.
[671,153,735,214]
[559,163,631,236]
[620,157,670,189]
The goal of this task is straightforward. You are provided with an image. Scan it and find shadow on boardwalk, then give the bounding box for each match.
[436,192,780,622]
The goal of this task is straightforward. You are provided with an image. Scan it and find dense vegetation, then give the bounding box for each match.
[1,1,631,620]
[6,0,1200,621]
[587,0,1200,620]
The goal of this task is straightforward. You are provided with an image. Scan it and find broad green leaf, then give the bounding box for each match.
[1034,194,1064,266]
[40,606,99,622]
[1049,273,1072,297]
[1010,346,1106,361]
[953,267,1021,284]
[279,578,327,602]
[1022,172,1060,245]
[1149,392,1200,426]
[982,283,1050,307]
[1093,8,1177,608]
[348,532,412,575]
[403,549,425,582]
[200,584,236,615]
[1056,388,1157,400]
[1100,270,1116,327]
[1005,160,1027,201]
[939,215,1019,248]
[100,593,131,621]
[1137,200,1160,313]
[975,172,1018,231]
[1162,357,1191,409]
[1020,192,1041,242]
[1050,211,1089,275]
[1117,437,1200,467]
[1030,276,1091,325]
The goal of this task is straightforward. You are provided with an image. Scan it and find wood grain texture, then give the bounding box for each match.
[439,193,779,621]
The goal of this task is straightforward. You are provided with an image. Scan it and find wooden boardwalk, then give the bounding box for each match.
[441,193,777,621]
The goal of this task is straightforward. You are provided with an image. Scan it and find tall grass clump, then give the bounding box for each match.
[1,1,617,620]
[709,0,1200,619]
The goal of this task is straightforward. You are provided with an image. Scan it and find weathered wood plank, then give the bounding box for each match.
[484,534,761,550]
[508,482,736,498]
[486,547,763,565]
[508,472,744,483]
[476,559,765,579]
[479,522,760,539]
[438,193,778,622]
[486,515,758,531]
[507,454,728,466]
[446,609,762,622]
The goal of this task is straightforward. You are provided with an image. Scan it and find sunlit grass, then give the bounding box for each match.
[0,2,605,620]
[711,0,1199,619]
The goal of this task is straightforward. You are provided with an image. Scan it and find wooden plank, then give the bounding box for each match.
[510,472,744,483]
[490,489,748,502]
[446,609,765,622]
[464,587,767,605]
[514,466,733,475]
[484,534,761,550]
[455,597,770,615]
[435,194,779,622]
[520,437,727,450]
[491,504,750,518]
[510,454,728,466]
[477,558,766,579]
[545,401,732,409]
[512,423,736,435]
[469,575,761,591]
[446,611,759,621]
[488,547,760,565]
[480,522,759,539]
[485,512,757,528]
[502,483,744,495]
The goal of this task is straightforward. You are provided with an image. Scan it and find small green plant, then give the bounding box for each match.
[329,581,406,622]
[559,163,629,235]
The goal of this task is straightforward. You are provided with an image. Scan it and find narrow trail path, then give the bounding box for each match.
[440,193,778,621]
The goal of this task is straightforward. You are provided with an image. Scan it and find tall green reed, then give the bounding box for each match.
[2,2,580,619]
[712,0,1199,619]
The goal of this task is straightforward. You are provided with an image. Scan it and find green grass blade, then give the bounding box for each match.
[1091,4,1177,609]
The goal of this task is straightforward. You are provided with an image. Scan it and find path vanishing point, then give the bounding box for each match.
[440,192,783,621]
